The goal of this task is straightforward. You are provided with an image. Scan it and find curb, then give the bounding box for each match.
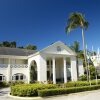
[8,93,43,100]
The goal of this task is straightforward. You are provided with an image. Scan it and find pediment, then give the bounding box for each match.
[40,41,76,56]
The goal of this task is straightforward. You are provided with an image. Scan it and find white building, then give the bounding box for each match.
[0,41,84,84]
[91,54,100,75]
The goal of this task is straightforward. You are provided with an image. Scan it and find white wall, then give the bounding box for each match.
[11,67,28,82]
[10,59,27,64]
[0,58,8,64]
[0,67,8,81]
[78,59,84,76]
[71,56,77,81]
[28,54,47,83]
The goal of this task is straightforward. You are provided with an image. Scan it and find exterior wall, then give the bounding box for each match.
[0,58,28,82]
[28,54,47,83]
[11,67,28,82]
[10,59,27,64]
[0,58,8,64]
[78,59,84,76]
[71,56,77,81]
[0,67,8,81]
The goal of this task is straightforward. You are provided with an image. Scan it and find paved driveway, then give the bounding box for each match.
[1,87,100,100]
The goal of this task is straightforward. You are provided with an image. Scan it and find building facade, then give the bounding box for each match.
[0,41,84,84]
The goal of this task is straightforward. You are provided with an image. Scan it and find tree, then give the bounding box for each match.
[70,41,79,53]
[2,41,10,47]
[25,44,37,50]
[89,65,96,80]
[10,41,16,48]
[65,12,89,80]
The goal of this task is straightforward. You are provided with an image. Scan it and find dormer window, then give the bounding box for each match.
[57,46,61,51]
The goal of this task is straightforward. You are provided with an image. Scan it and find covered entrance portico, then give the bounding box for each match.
[46,54,78,84]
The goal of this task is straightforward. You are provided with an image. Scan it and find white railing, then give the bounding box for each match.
[10,64,28,68]
[0,64,28,68]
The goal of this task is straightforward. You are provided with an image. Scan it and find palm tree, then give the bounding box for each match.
[70,41,79,53]
[65,12,89,81]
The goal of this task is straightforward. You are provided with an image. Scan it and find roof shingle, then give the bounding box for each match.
[0,47,37,56]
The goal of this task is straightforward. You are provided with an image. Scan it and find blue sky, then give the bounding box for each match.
[0,0,99,51]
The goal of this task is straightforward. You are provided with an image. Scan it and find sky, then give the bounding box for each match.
[0,0,99,51]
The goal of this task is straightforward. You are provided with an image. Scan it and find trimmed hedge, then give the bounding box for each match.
[0,81,9,88]
[38,85,100,97]
[9,80,25,86]
[64,80,100,87]
[10,83,58,97]
[10,80,100,97]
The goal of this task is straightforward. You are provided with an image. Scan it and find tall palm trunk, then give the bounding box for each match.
[82,28,89,81]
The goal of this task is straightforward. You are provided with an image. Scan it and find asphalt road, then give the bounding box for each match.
[1,87,100,100]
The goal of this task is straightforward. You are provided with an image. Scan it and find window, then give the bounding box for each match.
[12,73,25,81]
[57,46,61,51]
[15,76,19,80]
[47,60,49,65]
[20,75,23,80]
[0,76,2,81]
[0,74,5,82]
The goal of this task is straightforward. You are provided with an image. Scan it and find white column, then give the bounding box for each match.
[27,60,30,83]
[37,55,47,83]
[52,57,56,84]
[7,58,11,82]
[71,56,77,81]
[63,57,67,83]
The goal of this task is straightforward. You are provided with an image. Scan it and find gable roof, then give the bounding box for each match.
[0,47,37,56]
[29,41,77,57]
[40,41,76,55]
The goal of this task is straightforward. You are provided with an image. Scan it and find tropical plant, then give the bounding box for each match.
[70,41,79,53]
[89,65,96,80]
[25,44,37,50]
[10,41,16,48]
[65,12,89,80]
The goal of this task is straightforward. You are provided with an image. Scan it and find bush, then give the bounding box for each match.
[9,80,25,86]
[64,80,100,87]
[64,81,90,87]
[10,83,58,97]
[38,85,100,97]
[0,81,9,88]
[78,74,87,81]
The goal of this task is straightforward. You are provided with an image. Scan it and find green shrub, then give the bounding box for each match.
[10,83,58,96]
[64,81,90,87]
[38,85,100,97]
[9,80,25,86]
[64,82,76,87]
[0,81,8,88]
[78,75,87,81]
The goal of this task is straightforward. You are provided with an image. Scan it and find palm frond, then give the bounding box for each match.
[65,12,89,33]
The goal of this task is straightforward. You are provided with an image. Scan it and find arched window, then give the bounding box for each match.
[12,73,25,81]
[0,74,5,82]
